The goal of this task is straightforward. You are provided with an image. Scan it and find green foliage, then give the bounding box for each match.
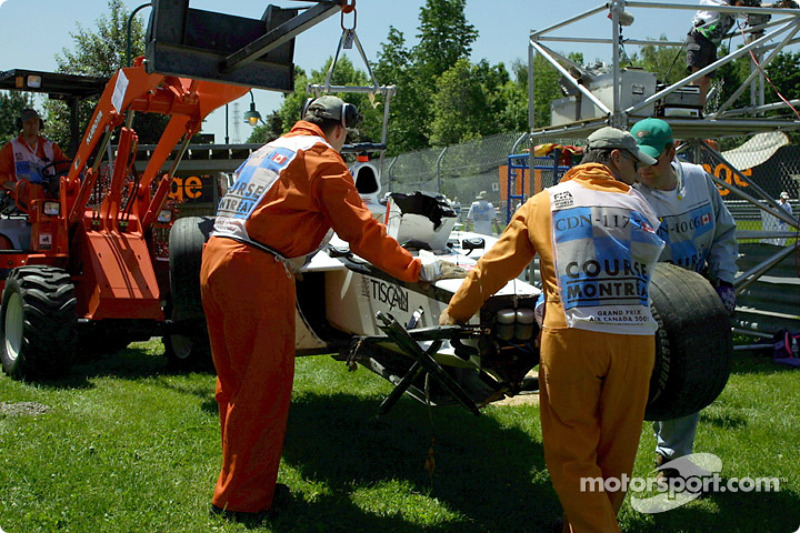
[373,27,431,155]
[0,91,35,143]
[45,0,164,149]
[271,1,566,154]
[764,51,800,102]
[429,59,491,146]
[428,60,524,147]
[276,66,310,139]
[631,36,687,85]
[708,45,752,114]
[413,0,478,81]
[519,54,567,129]
[275,56,390,150]
[764,51,800,144]
[55,0,142,77]
[247,112,283,144]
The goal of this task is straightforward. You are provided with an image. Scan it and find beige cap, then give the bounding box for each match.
[587,127,657,166]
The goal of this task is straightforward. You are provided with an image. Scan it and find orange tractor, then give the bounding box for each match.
[0,61,249,379]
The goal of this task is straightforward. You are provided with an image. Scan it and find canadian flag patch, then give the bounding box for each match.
[701,213,711,225]
[271,153,287,164]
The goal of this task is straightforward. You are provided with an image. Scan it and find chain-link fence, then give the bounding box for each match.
[380,129,799,335]
[380,131,583,221]
[381,131,524,205]
[381,130,799,236]
[685,134,800,245]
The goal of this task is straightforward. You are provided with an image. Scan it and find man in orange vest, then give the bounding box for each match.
[0,108,67,198]
[202,96,445,524]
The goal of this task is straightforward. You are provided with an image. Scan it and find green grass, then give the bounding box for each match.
[1,340,798,532]
[736,218,799,245]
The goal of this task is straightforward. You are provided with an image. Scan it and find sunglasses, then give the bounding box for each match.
[619,150,640,171]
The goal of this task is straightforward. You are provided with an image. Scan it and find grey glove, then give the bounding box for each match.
[419,260,468,284]
[419,261,441,283]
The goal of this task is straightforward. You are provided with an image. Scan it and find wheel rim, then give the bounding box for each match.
[4,292,24,364]
[169,334,194,361]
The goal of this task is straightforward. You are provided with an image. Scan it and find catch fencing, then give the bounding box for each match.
[382,132,525,211]
[381,131,800,336]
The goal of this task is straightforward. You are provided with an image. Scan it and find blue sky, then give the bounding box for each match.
[1,0,717,142]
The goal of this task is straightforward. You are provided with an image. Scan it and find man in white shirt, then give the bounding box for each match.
[631,118,738,487]
[777,191,795,244]
[467,191,497,235]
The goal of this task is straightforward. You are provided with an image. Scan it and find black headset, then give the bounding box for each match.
[16,109,45,131]
[301,97,362,130]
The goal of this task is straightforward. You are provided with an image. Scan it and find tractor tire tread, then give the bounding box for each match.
[1,265,77,379]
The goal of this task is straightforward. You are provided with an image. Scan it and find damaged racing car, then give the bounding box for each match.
[168,165,732,422]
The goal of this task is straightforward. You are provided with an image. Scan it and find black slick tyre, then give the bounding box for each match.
[165,216,213,370]
[169,216,213,319]
[1,266,77,380]
[163,311,212,371]
[645,262,733,421]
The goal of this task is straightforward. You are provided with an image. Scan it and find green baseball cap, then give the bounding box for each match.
[630,118,674,159]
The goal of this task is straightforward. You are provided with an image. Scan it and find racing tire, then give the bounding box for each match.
[645,263,733,421]
[169,216,214,319]
[166,216,213,371]
[0,266,77,380]
[163,312,212,372]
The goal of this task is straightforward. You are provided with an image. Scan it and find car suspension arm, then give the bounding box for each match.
[375,312,480,416]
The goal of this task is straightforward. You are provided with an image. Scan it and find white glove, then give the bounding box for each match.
[419,260,442,283]
[419,259,468,284]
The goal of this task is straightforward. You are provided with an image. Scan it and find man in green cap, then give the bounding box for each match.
[630,117,738,488]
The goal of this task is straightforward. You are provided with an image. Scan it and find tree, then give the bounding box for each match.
[373,27,431,154]
[708,45,751,113]
[413,0,478,80]
[0,92,35,144]
[495,60,532,133]
[764,51,800,143]
[632,37,688,85]
[520,53,574,129]
[764,51,800,102]
[429,59,522,146]
[429,59,489,146]
[56,0,143,77]
[46,0,162,149]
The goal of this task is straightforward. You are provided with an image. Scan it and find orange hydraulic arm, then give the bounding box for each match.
[66,61,250,229]
[61,60,250,321]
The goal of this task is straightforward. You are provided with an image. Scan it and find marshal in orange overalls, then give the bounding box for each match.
[446,163,664,533]
[201,121,421,513]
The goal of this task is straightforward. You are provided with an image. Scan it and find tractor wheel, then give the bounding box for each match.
[165,216,213,370]
[0,266,77,380]
[645,263,733,421]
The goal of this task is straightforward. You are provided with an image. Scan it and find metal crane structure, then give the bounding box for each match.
[527,0,800,333]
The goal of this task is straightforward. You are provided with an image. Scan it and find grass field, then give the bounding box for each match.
[1,339,798,533]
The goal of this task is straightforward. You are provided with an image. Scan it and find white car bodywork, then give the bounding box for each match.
[295,230,538,356]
